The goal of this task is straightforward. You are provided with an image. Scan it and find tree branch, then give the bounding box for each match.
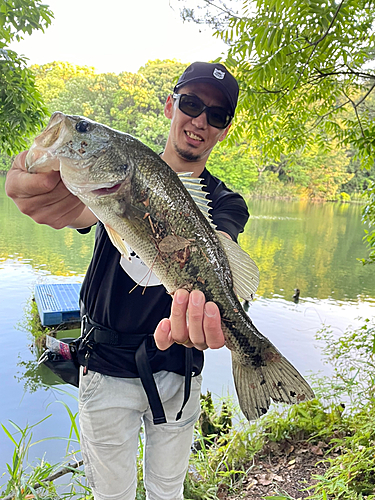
[312,66,375,81]
[176,0,240,25]
[285,0,344,60]
[356,81,375,107]
[203,0,240,19]
[289,0,345,92]
[343,89,365,138]
[306,0,345,47]
[308,99,350,134]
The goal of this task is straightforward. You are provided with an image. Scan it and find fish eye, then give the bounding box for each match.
[76,120,91,133]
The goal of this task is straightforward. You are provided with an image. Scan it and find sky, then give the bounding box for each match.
[9,0,228,74]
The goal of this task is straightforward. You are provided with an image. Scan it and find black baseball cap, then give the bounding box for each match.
[174,62,239,116]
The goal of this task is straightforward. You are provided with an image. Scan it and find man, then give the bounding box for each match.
[6,62,249,500]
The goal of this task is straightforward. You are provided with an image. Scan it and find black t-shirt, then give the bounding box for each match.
[79,168,249,378]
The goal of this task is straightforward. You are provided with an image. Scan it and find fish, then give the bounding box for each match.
[26,111,315,421]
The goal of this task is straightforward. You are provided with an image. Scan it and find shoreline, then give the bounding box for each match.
[0,169,366,204]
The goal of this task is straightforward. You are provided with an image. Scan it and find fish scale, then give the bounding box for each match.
[26,111,315,421]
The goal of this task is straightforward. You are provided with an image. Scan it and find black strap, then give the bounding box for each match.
[176,347,193,421]
[135,338,167,425]
[82,313,144,347]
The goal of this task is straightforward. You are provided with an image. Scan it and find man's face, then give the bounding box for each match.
[164,82,231,163]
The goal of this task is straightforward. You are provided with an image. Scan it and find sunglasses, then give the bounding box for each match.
[173,93,232,129]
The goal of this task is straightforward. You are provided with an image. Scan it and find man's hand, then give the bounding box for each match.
[154,289,225,351]
[5,151,95,229]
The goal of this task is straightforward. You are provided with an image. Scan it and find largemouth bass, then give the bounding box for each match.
[26,112,314,421]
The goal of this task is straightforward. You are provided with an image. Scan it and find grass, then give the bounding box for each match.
[1,411,90,500]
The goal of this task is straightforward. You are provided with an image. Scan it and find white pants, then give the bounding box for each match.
[79,368,202,500]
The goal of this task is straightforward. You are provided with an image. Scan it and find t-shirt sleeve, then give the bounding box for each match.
[76,223,96,234]
[211,191,249,242]
[202,170,249,242]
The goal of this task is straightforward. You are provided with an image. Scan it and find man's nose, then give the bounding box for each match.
[191,110,208,129]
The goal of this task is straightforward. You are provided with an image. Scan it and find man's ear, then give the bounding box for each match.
[218,123,231,142]
[164,94,174,119]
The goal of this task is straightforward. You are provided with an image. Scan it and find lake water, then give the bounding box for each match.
[1,175,374,471]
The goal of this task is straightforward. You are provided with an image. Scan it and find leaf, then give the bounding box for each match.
[2,426,19,449]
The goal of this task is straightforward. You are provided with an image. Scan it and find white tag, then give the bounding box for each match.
[119,253,161,287]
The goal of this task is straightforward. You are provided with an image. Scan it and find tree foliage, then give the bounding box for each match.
[223,0,375,164]
[285,142,353,199]
[177,0,375,260]
[138,59,188,107]
[31,61,97,104]
[206,142,259,192]
[177,0,375,156]
[31,60,178,150]
[0,0,53,154]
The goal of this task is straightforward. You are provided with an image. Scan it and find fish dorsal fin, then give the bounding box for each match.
[177,173,259,299]
[105,224,131,260]
[217,232,260,300]
[177,172,215,227]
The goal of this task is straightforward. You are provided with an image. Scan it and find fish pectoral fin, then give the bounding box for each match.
[105,224,131,260]
[217,232,259,300]
[231,350,315,421]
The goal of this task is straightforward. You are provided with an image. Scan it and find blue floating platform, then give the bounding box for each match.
[35,283,81,327]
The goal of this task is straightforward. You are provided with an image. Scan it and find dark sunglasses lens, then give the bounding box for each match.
[179,95,204,118]
[207,108,230,129]
[178,94,231,129]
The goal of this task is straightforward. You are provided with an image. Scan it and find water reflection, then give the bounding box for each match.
[0,177,95,276]
[240,199,373,302]
[1,177,373,303]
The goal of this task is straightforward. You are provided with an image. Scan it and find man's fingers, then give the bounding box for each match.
[6,152,61,198]
[203,301,225,349]
[21,170,62,197]
[26,186,86,229]
[6,152,87,229]
[170,289,189,344]
[154,319,174,350]
[188,290,207,350]
[158,290,225,352]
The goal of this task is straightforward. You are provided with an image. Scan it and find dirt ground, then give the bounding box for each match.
[222,439,333,500]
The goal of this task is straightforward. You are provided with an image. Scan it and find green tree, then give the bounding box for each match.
[344,155,375,195]
[32,62,174,153]
[138,59,188,107]
[48,73,121,127]
[32,63,121,128]
[285,142,353,199]
[363,181,375,264]
[135,60,190,150]
[32,61,97,104]
[110,72,160,135]
[206,142,259,193]
[0,151,11,171]
[0,0,53,154]
[135,113,171,151]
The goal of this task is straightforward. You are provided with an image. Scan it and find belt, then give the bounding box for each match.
[80,305,193,425]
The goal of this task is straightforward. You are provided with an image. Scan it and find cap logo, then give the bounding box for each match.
[213,68,225,80]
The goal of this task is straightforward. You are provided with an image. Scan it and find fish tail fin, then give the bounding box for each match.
[231,350,315,421]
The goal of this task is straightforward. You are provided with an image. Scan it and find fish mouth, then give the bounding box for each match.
[26,112,66,172]
[91,182,123,196]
